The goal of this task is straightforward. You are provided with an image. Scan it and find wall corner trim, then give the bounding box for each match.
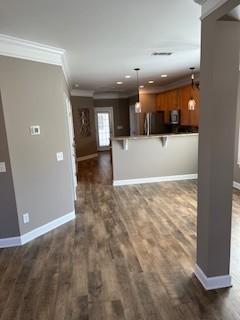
[0,33,70,85]
[113,174,198,186]
[77,153,98,162]
[194,264,232,290]
[0,211,75,248]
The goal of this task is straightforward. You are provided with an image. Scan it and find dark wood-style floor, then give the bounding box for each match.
[1,151,240,319]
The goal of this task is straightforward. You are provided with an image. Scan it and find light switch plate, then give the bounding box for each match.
[56,152,64,162]
[23,213,30,224]
[30,125,40,136]
[0,162,6,173]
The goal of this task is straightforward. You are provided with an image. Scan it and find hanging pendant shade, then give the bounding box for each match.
[135,101,141,113]
[134,68,141,113]
[188,97,196,111]
[188,67,196,111]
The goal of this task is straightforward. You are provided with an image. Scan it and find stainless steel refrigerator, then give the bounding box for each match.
[144,111,167,135]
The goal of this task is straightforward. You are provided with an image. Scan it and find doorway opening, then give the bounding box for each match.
[94,107,114,151]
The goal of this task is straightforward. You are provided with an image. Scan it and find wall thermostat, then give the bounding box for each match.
[30,126,40,136]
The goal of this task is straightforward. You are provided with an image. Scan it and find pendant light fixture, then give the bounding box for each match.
[134,68,141,113]
[188,67,197,111]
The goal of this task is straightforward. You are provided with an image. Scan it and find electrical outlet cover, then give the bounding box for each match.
[23,213,30,224]
[56,152,64,162]
[0,162,6,173]
[30,126,40,136]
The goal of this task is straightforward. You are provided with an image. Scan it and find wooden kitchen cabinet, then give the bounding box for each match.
[156,84,200,126]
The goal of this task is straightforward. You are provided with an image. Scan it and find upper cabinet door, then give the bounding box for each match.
[156,84,200,126]
[179,86,191,125]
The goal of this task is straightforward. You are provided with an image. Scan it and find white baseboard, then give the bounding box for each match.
[0,211,75,249]
[113,174,198,186]
[233,181,240,190]
[0,236,22,248]
[21,211,75,245]
[77,153,98,162]
[194,264,232,290]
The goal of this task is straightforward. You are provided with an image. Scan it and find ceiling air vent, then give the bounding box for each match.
[152,52,173,56]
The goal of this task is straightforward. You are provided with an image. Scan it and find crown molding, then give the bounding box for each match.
[193,0,207,4]
[194,0,229,19]
[71,90,134,100]
[139,74,200,94]
[71,89,129,99]
[159,74,200,92]
[71,89,94,97]
[71,74,200,99]
[139,87,165,94]
[93,92,129,100]
[0,33,70,85]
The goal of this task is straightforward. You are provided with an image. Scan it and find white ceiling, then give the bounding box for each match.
[0,0,201,93]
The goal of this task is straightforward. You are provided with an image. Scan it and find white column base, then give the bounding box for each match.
[194,264,232,290]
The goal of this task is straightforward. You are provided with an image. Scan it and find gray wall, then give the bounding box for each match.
[71,96,97,158]
[0,92,20,238]
[0,56,74,236]
[71,96,130,158]
[196,12,240,279]
[234,73,240,183]
[112,134,198,181]
[94,98,130,137]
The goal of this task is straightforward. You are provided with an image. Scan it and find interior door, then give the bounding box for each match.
[95,107,114,151]
[65,94,77,200]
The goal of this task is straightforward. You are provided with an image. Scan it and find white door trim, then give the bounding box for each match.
[94,107,114,151]
[64,94,77,201]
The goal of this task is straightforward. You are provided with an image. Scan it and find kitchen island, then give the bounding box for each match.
[111,133,198,186]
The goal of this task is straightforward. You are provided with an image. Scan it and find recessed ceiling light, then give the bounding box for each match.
[161,74,168,78]
[139,85,144,88]
[74,84,79,88]
[148,80,154,84]
[116,81,123,85]
[125,75,131,79]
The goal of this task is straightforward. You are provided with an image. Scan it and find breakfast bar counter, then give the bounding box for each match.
[111,133,199,186]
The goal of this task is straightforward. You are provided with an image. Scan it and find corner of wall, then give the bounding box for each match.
[0,90,20,239]
[0,56,75,246]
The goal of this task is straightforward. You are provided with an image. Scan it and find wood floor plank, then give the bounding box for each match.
[1,151,240,319]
